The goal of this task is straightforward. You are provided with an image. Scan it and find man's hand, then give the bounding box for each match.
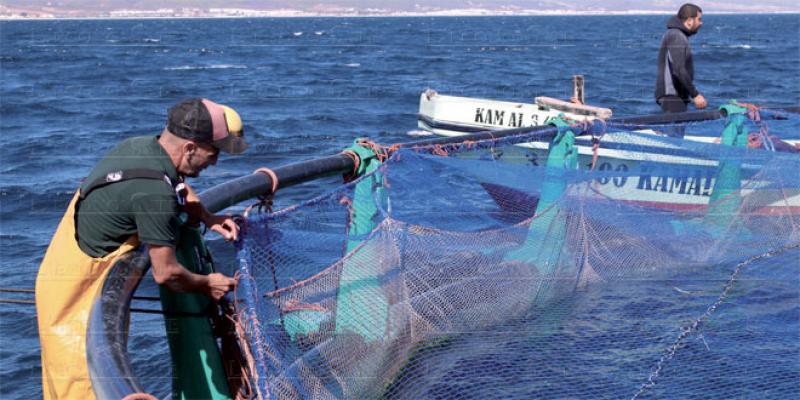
[204,214,240,241]
[150,245,238,301]
[693,94,707,109]
[206,272,238,301]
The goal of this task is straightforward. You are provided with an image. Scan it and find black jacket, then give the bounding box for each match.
[655,16,699,103]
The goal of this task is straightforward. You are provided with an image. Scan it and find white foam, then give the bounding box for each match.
[293,32,303,37]
[344,63,360,67]
[407,129,434,137]
[164,64,247,71]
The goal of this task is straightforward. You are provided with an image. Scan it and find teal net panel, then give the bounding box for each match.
[235,110,800,399]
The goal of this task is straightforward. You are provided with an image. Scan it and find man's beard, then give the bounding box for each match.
[185,154,204,177]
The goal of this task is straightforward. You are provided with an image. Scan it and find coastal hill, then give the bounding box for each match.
[2,0,798,19]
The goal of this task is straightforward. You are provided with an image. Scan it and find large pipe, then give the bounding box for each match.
[201,154,356,214]
[87,250,151,399]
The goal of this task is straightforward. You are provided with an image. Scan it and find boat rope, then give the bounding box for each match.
[0,298,35,305]
[0,287,162,302]
[130,308,210,318]
[734,101,777,152]
[431,144,449,156]
[588,119,607,170]
[355,138,399,163]
[220,277,257,399]
[590,138,601,170]
[242,168,278,218]
[341,138,400,183]
[0,293,208,317]
[0,287,34,293]
[243,195,273,218]
[630,242,800,400]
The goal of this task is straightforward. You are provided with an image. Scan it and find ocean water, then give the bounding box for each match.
[1,15,799,398]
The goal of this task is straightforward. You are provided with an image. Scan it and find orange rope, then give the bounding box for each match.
[340,150,361,182]
[340,196,354,230]
[735,101,763,122]
[254,167,279,194]
[341,139,402,180]
[431,144,449,156]
[735,101,760,112]
[558,116,597,137]
[355,138,399,163]
[283,299,327,313]
[243,195,273,218]
[226,272,257,400]
[747,132,762,149]
[590,140,600,170]
[229,313,255,400]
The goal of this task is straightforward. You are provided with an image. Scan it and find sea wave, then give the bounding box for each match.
[406,129,435,137]
[163,64,247,71]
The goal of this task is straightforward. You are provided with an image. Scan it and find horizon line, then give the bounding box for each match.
[3,10,800,21]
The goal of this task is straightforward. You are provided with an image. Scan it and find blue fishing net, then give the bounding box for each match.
[235,110,800,399]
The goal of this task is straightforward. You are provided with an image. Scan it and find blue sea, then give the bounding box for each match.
[1,15,799,398]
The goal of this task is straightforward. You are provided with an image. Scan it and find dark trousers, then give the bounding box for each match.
[658,95,689,113]
[657,96,688,137]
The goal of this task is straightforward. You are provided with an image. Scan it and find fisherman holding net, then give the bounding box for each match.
[35,99,247,399]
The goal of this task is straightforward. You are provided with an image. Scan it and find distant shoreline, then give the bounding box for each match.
[2,11,799,21]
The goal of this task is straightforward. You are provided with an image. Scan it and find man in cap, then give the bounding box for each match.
[655,3,707,113]
[35,98,247,399]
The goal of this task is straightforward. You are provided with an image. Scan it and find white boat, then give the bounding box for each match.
[417,89,800,147]
[417,90,800,215]
[418,89,611,137]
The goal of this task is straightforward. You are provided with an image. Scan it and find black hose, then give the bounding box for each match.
[201,154,355,213]
[201,107,800,212]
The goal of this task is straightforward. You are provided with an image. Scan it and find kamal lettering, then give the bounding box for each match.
[636,169,714,196]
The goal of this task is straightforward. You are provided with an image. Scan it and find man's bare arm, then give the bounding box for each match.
[182,183,239,241]
[148,245,236,301]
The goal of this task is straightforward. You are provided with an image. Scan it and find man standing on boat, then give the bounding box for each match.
[655,3,707,113]
[35,99,246,399]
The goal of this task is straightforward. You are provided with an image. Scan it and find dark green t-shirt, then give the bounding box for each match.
[76,136,182,257]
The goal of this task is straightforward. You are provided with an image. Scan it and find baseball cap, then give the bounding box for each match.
[166,98,248,154]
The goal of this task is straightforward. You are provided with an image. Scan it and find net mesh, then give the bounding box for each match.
[234,111,800,399]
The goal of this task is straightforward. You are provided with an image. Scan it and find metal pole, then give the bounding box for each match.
[572,75,585,104]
